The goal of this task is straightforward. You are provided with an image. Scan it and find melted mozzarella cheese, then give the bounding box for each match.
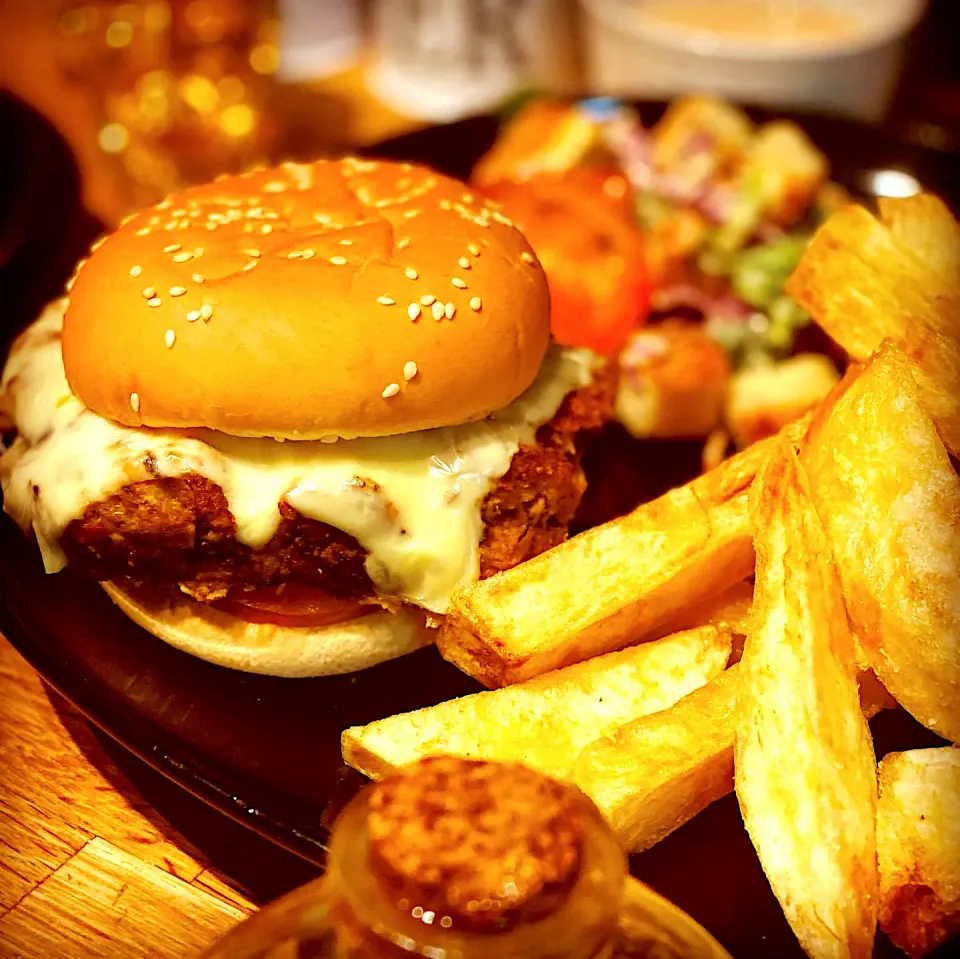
[0,301,596,612]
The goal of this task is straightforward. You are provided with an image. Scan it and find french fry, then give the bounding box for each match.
[736,437,877,959]
[877,747,960,959]
[573,663,739,853]
[656,577,754,641]
[341,624,733,782]
[802,344,960,743]
[571,664,892,856]
[786,194,960,456]
[438,484,752,687]
[438,419,817,689]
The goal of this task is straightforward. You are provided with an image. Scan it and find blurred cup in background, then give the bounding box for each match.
[581,0,926,121]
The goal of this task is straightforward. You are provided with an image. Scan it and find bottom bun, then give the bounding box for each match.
[101,582,434,678]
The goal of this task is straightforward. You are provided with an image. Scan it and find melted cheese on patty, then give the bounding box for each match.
[0,301,596,612]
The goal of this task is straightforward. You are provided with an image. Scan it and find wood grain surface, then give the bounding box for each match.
[0,636,255,958]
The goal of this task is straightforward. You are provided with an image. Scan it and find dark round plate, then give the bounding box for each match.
[1,101,958,959]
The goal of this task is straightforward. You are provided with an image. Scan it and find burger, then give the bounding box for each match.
[0,158,613,677]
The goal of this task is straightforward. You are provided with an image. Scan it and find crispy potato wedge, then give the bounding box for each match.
[877,747,960,959]
[786,194,960,456]
[571,663,892,856]
[657,578,754,641]
[736,437,877,959]
[439,484,752,687]
[341,624,733,782]
[438,420,816,689]
[803,344,960,742]
[573,663,739,853]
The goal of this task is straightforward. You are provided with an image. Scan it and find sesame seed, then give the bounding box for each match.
[469,296,482,311]
[420,294,435,306]
[408,303,421,320]
[404,267,418,280]
[65,276,75,292]
[458,256,471,269]
[403,209,419,219]
[493,211,513,226]
[301,249,315,259]
[130,392,140,412]
[172,252,193,263]
[178,218,190,228]
[192,273,205,283]
[205,223,218,231]
[445,302,456,319]
[287,251,303,259]
[164,329,176,348]
[330,256,347,266]
[521,251,535,264]
[165,221,178,231]
[260,224,273,234]
[149,216,161,226]
[377,296,396,306]
[129,265,143,278]
[451,277,467,289]
[462,192,475,204]
[243,260,257,272]
[157,199,172,209]
[135,227,150,236]
[169,286,186,297]
[90,236,106,252]
[164,243,181,253]
[194,247,205,256]
[187,310,201,322]
[142,286,156,298]
[468,243,481,256]
[403,361,418,381]
[381,383,400,398]
[243,248,261,258]
[397,238,410,249]
[264,181,287,193]
[475,218,491,228]
[439,199,452,210]
[314,212,332,224]
[339,238,353,246]
[199,305,213,320]
[431,301,445,320]
[172,208,186,217]
[147,297,162,307]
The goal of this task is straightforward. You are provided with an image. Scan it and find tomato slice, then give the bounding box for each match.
[215,583,375,628]
[485,175,651,356]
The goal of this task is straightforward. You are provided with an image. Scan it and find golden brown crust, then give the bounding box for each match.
[63,158,550,439]
[366,757,584,933]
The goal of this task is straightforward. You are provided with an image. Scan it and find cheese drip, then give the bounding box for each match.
[1,301,596,612]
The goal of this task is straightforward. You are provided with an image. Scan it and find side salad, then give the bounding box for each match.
[471,95,845,461]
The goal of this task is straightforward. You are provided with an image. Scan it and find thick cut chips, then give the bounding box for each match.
[736,438,877,959]
[786,194,960,456]
[803,345,960,743]
[573,664,739,853]
[877,747,960,959]
[572,663,894,856]
[341,625,732,782]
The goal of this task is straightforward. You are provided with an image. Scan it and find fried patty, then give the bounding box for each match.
[60,370,615,602]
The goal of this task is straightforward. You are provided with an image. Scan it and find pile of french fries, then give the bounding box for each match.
[342,195,960,959]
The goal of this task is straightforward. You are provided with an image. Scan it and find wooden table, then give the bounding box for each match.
[0,634,257,957]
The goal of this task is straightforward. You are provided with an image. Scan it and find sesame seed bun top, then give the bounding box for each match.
[62,157,550,439]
